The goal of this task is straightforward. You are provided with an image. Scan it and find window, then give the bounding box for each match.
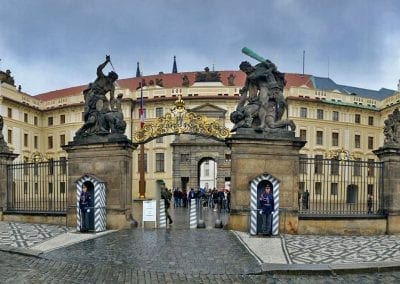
[24,182,28,194]
[315,182,322,195]
[155,153,165,172]
[332,111,339,121]
[24,133,28,147]
[300,107,307,118]
[316,131,323,145]
[180,154,190,163]
[355,134,361,148]
[331,159,339,175]
[225,154,231,161]
[48,182,53,194]
[155,107,163,118]
[156,136,163,143]
[60,114,66,124]
[60,157,67,175]
[48,117,53,126]
[355,114,361,124]
[34,183,38,194]
[353,158,362,176]
[60,134,66,146]
[34,136,38,149]
[48,136,53,149]
[34,116,38,126]
[368,116,374,126]
[7,108,12,118]
[367,184,374,195]
[60,182,66,194]
[299,154,308,174]
[23,157,29,175]
[300,129,307,141]
[298,181,305,192]
[314,155,323,174]
[331,183,338,195]
[48,159,54,175]
[332,132,339,147]
[7,129,12,144]
[368,136,374,150]
[24,113,28,123]
[367,159,375,177]
[204,162,210,177]
[317,109,324,120]
[137,153,147,172]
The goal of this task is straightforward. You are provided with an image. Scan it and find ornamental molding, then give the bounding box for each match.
[133,95,230,144]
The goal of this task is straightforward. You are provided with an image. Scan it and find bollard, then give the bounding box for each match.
[189,199,197,229]
[197,199,206,229]
[214,203,223,228]
[159,199,166,228]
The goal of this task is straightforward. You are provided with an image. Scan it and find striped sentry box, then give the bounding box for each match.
[249,174,280,236]
[76,175,106,232]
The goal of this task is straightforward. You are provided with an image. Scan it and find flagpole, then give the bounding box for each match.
[139,81,146,198]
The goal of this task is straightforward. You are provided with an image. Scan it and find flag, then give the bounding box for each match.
[139,81,144,128]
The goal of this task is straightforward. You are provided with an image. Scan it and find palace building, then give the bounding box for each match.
[0,63,399,199]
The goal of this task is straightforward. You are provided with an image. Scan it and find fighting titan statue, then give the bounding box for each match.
[74,55,127,141]
[231,47,295,133]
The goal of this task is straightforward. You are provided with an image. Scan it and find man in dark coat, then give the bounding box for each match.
[79,184,92,232]
[259,184,274,236]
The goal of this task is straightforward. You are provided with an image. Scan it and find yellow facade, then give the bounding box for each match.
[1,73,399,200]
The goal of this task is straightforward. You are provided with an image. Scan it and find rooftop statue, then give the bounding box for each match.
[231,47,295,133]
[74,55,127,142]
[0,69,15,86]
[383,108,400,146]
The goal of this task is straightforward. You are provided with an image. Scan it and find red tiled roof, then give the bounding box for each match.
[34,85,87,101]
[33,71,313,101]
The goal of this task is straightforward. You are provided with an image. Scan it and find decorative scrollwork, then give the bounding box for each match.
[133,95,230,143]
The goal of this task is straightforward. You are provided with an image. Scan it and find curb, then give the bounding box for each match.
[0,244,43,258]
[261,261,400,274]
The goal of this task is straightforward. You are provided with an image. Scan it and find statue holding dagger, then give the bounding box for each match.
[231,47,295,133]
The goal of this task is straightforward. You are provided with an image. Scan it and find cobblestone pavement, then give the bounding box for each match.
[3,209,400,282]
[284,234,400,264]
[0,221,68,248]
[2,251,400,283]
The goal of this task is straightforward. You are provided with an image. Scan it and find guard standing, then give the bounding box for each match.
[79,184,92,232]
[259,184,274,236]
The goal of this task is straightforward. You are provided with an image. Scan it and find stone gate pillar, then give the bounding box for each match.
[374,146,400,234]
[225,129,305,234]
[0,152,19,215]
[63,141,136,229]
[0,122,18,217]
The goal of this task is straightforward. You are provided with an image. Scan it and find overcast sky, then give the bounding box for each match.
[1,0,399,95]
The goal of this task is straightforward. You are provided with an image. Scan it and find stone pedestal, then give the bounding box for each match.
[225,129,305,234]
[374,145,400,234]
[63,141,136,229]
[0,152,19,216]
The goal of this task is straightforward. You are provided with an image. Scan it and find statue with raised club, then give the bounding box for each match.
[231,47,295,133]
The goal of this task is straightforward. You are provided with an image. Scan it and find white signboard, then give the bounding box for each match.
[143,200,157,222]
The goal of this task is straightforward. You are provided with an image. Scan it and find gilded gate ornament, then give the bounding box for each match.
[133,95,230,143]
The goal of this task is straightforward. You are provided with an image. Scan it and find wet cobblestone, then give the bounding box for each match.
[43,229,260,275]
[3,251,400,283]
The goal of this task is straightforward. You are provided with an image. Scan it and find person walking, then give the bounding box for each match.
[161,186,173,224]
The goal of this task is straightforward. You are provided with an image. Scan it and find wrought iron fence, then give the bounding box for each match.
[6,159,68,214]
[299,157,384,217]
